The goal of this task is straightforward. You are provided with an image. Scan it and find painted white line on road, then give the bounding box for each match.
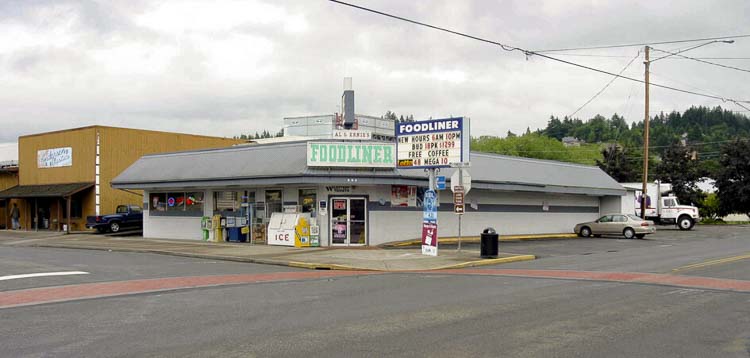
[0,271,90,281]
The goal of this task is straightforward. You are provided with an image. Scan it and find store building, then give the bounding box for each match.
[0,161,20,229]
[111,139,627,246]
[0,126,244,231]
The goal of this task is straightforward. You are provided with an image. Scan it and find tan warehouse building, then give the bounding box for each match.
[0,161,20,229]
[0,126,244,231]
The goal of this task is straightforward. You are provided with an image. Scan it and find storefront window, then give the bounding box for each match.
[185,192,204,213]
[215,191,240,212]
[265,190,282,215]
[166,192,185,212]
[62,197,84,219]
[151,193,167,212]
[299,189,317,216]
[243,191,255,204]
[150,192,203,217]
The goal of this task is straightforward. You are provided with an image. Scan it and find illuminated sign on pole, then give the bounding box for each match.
[396,117,470,169]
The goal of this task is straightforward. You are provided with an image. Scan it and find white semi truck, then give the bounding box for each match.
[622,182,700,230]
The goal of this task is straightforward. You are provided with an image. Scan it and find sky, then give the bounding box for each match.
[1,0,749,160]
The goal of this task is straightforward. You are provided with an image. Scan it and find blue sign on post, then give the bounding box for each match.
[436,176,446,190]
[423,190,438,222]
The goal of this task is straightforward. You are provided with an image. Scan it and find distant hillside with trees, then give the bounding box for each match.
[472,106,750,218]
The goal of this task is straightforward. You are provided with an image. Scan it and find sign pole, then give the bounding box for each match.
[458,214,462,252]
[457,168,462,252]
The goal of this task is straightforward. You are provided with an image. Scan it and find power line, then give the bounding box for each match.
[532,35,750,53]
[650,47,750,74]
[539,53,636,58]
[328,0,750,107]
[568,52,641,118]
[667,57,750,60]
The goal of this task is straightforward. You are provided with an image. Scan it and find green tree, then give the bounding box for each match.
[596,145,639,182]
[698,193,721,221]
[715,139,750,217]
[654,143,705,206]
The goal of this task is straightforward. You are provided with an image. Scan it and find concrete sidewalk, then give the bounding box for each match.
[0,231,535,271]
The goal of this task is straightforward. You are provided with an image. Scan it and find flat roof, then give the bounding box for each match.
[19,125,245,142]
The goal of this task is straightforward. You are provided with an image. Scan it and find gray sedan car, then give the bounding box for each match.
[574,214,656,239]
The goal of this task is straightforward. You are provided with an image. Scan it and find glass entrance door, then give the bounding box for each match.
[330,197,367,246]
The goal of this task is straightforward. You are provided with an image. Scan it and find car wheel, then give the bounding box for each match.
[623,228,636,239]
[109,222,120,233]
[96,227,107,234]
[635,234,646,239]
[678,215,694,231]
[579,226,592,238]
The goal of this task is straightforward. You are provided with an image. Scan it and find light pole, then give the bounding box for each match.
[639,40,734,218]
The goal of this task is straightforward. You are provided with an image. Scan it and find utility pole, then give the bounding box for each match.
[640,46,650,219]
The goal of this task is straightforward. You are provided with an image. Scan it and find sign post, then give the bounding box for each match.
[422,188,438,256]
[451,163,471,251]
[396,117,470,257]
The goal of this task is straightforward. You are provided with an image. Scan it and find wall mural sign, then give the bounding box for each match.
[37,147,73,168]
[307,142,396,168]
[396,117,470,169]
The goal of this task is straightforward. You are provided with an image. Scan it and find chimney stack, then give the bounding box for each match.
[341,77,355,129]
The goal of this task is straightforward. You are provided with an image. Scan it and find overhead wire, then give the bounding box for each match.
[532,35,750,53]
[568,51,641,118]
[650,47,750,74]
[328,0,750,108]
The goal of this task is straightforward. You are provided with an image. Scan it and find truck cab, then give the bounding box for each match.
[640,194,700,230]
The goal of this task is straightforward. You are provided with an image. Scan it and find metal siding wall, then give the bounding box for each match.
[98,127,243,215]
[18,127,96,185]
[369,210,600,245]
[0,171,18,190]
[368,189,601,245]
[144,215,203,240]
[599,196,622,216]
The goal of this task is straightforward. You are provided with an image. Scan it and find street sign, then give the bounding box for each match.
[454,204,464,214]
[436,176,446,190]
[451,169,471,194]
[453,191,464,205]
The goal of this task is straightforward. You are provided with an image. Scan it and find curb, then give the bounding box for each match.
[27,241,536,272]
[433,254,537,270]
[29,242,297,270]
[383,233,579,247]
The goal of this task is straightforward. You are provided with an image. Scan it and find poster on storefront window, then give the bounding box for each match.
[391,185,417,207]
[333,200,346,210]
[333,223,347,241]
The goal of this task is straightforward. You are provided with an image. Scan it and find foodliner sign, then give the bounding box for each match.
[307,142,396,168]
[396,117,470,168]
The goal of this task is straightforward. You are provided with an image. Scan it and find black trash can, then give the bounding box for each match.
[480,227,499,258]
